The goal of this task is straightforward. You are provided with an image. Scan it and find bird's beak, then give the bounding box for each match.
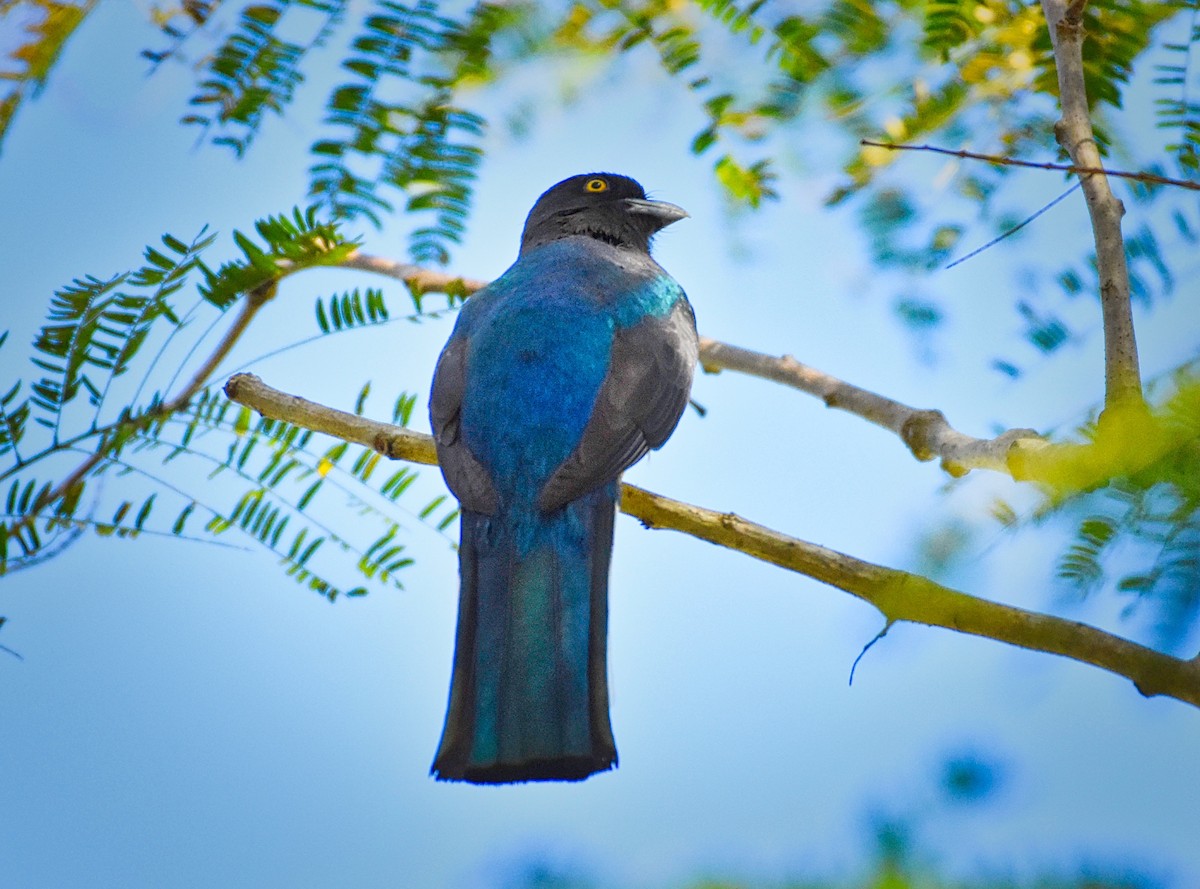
[623,198,689,229]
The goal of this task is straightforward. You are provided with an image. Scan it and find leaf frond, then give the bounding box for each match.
[307,0,506,258]
[199,206,359,309]
[184,0,349,156]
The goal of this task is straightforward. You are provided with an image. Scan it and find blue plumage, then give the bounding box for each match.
[430,173,698,784]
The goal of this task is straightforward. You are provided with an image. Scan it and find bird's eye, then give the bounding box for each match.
[584,178,608,193]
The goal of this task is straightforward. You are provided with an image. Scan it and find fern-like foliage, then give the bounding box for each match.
[141,0,224,65]
[198,206,359,309]
[141,0,223,66]
[2,210,451,599]
[0,335,31,463]
[2,225,222,573]
[1058,514,1117,593]
[922,0,986,62]
[0,0,95,154]
[27,230,213,439]
[169,2,529,260]
[537,0,1190,378]
[29,272,124,433]
[550,0,789,208]
[309,0,507,260]
[1154,0,1200,173]
[157,394,453,599]
[3,364,453,595]
[224,282,464,380]
[616,2,704,74]
[183,0,347,156]
[314,288,387,333]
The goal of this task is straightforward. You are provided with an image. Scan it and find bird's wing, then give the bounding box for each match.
[430,333,500,515]
[537,297,698,513]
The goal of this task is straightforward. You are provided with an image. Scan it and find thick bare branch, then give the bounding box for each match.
[342,254,1047,478]
[697,338,1047,477]
[1041,0,1144,412]
[224,372,437,466]
[223,371,1200,710]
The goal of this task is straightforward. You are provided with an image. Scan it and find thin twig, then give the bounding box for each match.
[860,139,1200,192]
[223,372,1200,710]
[849,622,891,686]
[165,282,273,411]
[945,182,1082,270]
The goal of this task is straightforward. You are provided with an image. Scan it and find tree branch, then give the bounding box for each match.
[859,139,1200,192]
[225,371,438,466]
[1041,0,1145,413]
[340,252,1048,479]
[697,338,1048,477]
[222,371,1200,710]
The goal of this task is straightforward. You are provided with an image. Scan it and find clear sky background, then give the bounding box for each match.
[2,4,1199,888]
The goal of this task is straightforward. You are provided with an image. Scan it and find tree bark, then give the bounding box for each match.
[1040,0,1145,413]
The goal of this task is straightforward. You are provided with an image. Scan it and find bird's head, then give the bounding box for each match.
[519,173,688,254]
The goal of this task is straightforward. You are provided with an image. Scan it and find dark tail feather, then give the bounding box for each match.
[432,483,618,784]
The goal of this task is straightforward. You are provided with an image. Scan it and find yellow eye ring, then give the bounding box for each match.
[584,178,608,193]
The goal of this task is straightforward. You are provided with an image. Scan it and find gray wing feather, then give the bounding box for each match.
[430,335,500,515]
[537,298,698,513]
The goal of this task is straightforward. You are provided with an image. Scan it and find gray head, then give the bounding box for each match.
[519,173,688,255]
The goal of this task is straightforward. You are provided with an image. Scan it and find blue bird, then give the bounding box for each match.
[429,173,698,784]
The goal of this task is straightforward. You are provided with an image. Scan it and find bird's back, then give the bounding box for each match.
[457,237,680,504]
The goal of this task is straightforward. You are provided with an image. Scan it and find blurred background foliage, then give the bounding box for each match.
[497,750,1157,889]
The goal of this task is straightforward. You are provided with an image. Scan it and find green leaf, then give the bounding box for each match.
[234,405,253,436]
[419,494,446,519]
[173,502,197,535]
[307,0,498,256]
[134,494,156,531]
[713,154,778,208]
[380,467,416,500]
[184,1,347,156]
[392,392,416,426]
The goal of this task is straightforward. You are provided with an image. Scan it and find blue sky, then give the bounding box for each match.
[2,4,1199,888]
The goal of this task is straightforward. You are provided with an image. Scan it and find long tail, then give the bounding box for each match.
[432,483,618,784]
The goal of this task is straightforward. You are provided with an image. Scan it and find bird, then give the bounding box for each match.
[428,172,698,784]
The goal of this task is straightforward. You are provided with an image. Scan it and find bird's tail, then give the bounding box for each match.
[432,483,618,784]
